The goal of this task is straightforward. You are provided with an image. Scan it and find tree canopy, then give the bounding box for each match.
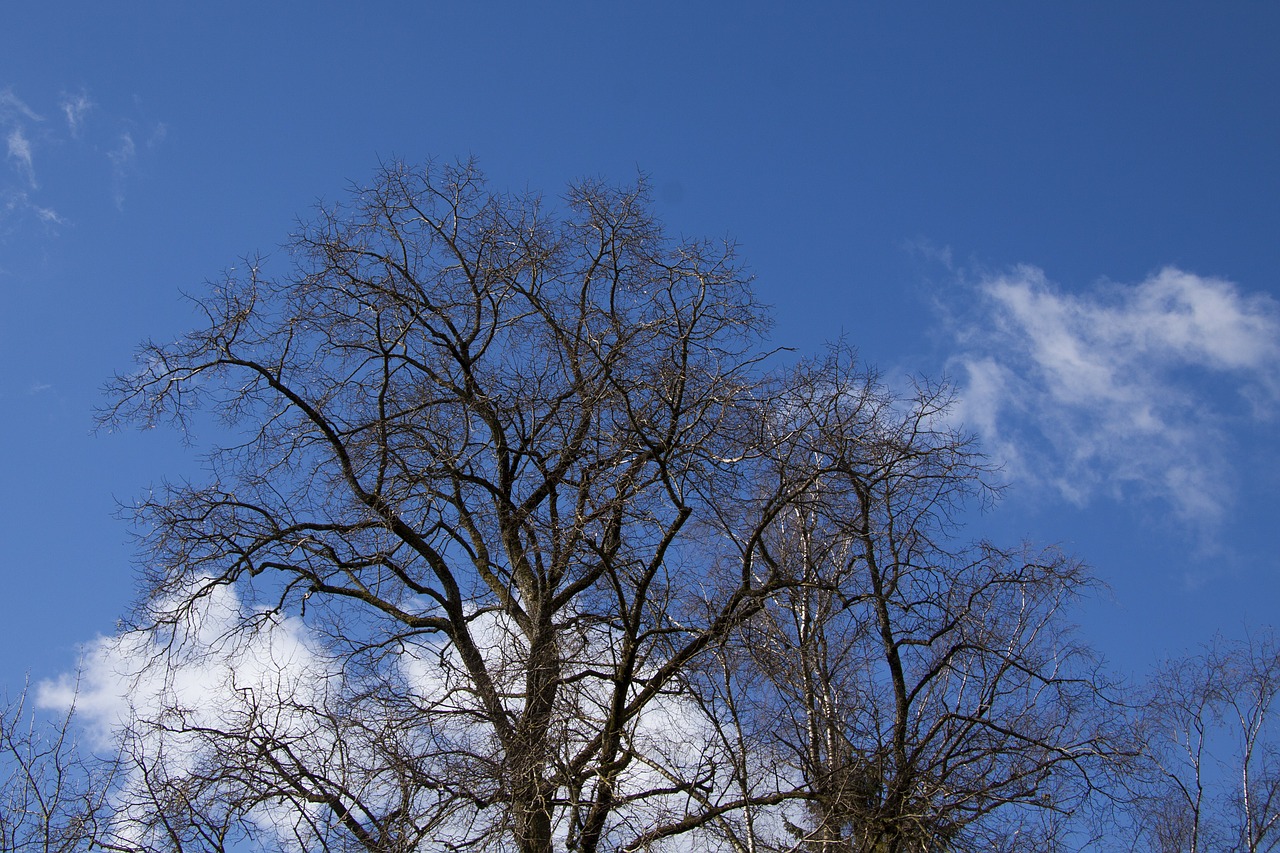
[9,160,1128,852]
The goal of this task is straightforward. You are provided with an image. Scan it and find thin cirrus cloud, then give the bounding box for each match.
[1,87,50,227]
[6,126,36,187]
[0,87,41,122]
[108,123,165,210]
[107,131,137,209]
[950,265,1280,525]
[0,85,164,226]
[59,90,92,137]
[1,88,41,189]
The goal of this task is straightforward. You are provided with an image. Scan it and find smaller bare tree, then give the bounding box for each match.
[1129,632,1280,853]
[699,349,1123,852]
[0,684,114,853]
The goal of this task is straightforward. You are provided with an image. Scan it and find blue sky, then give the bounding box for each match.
[2,2,1278,695]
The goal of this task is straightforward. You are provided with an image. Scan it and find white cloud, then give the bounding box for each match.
[40,580,772,850]
[147,121,166,149]
[108,131,136,170]
[903,237,956,272]
[38,581,347,849]
[0,87,163,228]
[59,90,92,137]
[1,88,41,189]
[108,132,137,209]
[0,87,41,123]
[951,265,1280,524]
[38,582,334,747]
[7,127,36,187]
[0,188,61,233]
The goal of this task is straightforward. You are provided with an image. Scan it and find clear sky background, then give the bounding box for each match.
[1,3,1277,697]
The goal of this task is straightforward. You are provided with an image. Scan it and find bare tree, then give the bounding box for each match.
[99,159,829,853]
[1127,633,1280,853]
[0,685,114,852]
[693,350,1121,852]
[94,160,1121,852]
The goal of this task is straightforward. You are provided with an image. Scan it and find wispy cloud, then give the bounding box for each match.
[902,237,956,272]
[6,127,36,187]
[1,87,50,232]
[107,131,136,209]
[59,90,92,137]
[0,86,165,230]
[951,265,1280,525]
[108,131,136,169]
[146,121,166,149]
[1,189,61,232]
[1,88,42,188]
[0,87,41,123]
